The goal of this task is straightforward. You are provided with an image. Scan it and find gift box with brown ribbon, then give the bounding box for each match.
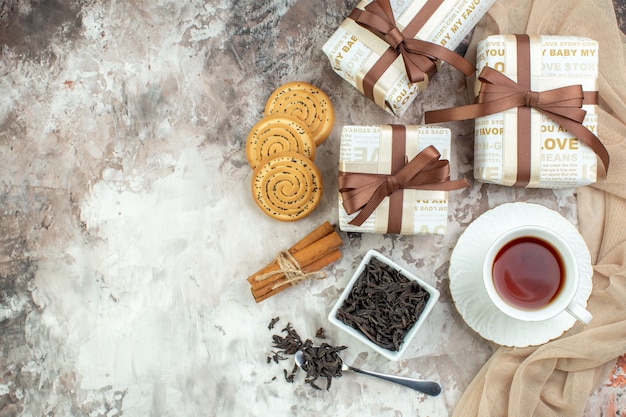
[426,34,610,188]
[338,125,469,235]
[322,0,495,117]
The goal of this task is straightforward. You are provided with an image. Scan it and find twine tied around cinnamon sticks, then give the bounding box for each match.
[255,251,328,288]
[247,221,343,303]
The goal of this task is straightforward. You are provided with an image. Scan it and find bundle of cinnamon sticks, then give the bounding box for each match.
[247,221,343,303]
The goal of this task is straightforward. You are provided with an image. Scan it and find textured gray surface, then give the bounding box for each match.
[0,1,621,416]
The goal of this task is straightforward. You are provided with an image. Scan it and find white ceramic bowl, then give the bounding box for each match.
[328,249,440,361]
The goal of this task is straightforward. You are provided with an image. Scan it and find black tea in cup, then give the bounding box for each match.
[492,236,564,310]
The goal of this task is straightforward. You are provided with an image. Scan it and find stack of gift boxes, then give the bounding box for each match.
[320,0,609,236]
[248,0,610,235]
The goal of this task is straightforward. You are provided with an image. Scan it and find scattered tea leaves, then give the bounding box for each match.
[299,343,346,390]
[267,318,346,390]
[271,323,303,355]
[268,316,280,330]
[315,327,326,339]
[284,368,295,383]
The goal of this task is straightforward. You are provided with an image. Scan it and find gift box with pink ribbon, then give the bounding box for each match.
[322,0,495,117]
[426,34,610,188]
[338,125,469,235]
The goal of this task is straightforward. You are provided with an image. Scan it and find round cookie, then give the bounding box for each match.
[251,151,323,222]
[245,115,316,169]
[264,81,335,145]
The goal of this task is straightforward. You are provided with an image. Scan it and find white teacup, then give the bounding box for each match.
[483,225,592,324]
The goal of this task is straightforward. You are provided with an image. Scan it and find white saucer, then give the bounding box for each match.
[449,202,593,347]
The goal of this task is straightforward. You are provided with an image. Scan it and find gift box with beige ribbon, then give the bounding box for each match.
[322,0,495,117]
[338,125,469,235]
[426,34,610,188]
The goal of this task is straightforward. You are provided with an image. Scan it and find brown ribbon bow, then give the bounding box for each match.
[339,145,469,228]
[425,65,610,174]
[349,0,475,84]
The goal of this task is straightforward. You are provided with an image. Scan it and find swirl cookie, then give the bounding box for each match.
[251,151,323,222]
[264,81,335,145]
[245,115,316,169]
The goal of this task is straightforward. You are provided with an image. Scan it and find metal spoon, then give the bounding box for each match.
[294,350,442,396]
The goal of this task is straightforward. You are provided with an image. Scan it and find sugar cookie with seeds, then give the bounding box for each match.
[251,151,323,222]
[264,81,335,145]
[245,115,316,169]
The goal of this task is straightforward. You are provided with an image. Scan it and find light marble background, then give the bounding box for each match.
[0,1,622,416]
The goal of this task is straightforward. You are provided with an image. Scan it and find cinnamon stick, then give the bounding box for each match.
[251,246,342,296]
[246,221,336,287]
[246,221,343,303]
[289,221,336,254]
[252,249,342,303]
[249,231,343,292]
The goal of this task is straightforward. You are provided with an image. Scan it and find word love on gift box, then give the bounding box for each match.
[338,125,469,235]
[322,0,494,117]
[426,34,610,188]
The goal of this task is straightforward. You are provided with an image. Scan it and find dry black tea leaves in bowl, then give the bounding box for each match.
[335,258,430,352]
[267,318,346,390]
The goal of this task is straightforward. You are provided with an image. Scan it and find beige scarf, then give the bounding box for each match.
[454,1,626,416]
